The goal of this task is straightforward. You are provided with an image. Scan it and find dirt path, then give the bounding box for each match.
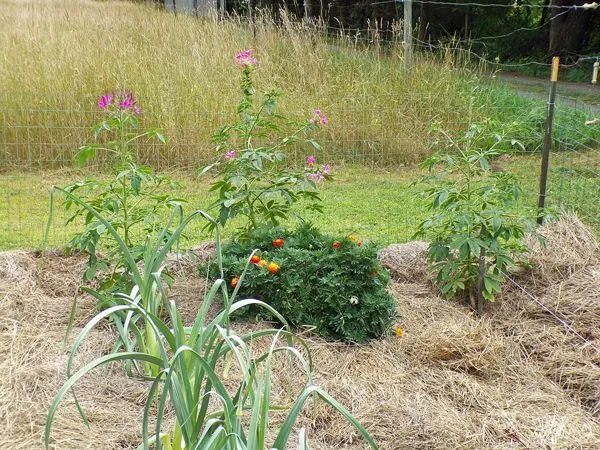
[495,72,600,113]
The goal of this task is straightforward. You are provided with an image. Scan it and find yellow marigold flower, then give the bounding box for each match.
[395,326,404,337]
[268,262,279,274]
[259,259,268,268]
[348,234,359,242]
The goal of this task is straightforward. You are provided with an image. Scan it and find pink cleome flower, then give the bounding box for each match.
[322,163,331,175]
[97,94,113,111]
[97,91,141,115]
[235,50,257,68]
[225,150,236,160]
[307,171,325,182]
[306,155,316,166]
[118,92,135,110]
[311,108,328,126]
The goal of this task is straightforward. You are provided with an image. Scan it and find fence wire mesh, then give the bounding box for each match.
[1,86,599,251]
[552,95,600,229]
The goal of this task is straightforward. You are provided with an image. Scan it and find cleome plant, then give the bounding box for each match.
[63,91,182,292]
[45,190,379,450]
[414,122,535,313]
[199,51,396,343]
[201,50,331,237]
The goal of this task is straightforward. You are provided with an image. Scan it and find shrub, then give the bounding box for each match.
[414,122,535,312]
[215,223,397,342]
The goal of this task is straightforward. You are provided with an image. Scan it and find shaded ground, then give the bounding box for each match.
[495,72,600,113]
[1,216,599,449]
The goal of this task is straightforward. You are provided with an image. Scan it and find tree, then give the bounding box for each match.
[548,0,591,58]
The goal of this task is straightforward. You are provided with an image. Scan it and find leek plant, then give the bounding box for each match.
[45,189,378,449]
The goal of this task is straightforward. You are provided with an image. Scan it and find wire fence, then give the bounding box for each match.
[1,83,599,251]
[552,95,600,230]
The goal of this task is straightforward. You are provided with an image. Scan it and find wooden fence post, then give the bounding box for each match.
[404,0,412,75]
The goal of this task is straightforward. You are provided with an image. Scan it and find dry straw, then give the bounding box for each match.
[2,213,600,448]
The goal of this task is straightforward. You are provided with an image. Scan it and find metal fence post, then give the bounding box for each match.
[537,56,560,225]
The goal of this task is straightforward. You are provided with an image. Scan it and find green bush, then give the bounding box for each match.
[214,223,397,342]
[414,122,536,313]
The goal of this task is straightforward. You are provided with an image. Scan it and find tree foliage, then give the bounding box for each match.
[215,0,600,66]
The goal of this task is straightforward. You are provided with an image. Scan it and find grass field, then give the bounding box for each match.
[2,152,598,251]
[0,166,426,250]
[0,0,599,251]
[0,0,471,168]
[1,0,599,171]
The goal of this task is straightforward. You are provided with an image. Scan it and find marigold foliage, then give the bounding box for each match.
[211,223,397,342]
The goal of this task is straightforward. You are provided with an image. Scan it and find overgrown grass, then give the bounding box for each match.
[6,0,598,172]
[2,0,598,171]
[0,0,474,169]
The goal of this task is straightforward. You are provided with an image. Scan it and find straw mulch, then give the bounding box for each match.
[1,215,599,449]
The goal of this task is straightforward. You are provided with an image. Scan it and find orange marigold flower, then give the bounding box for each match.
[395,326,404,337]
[259,259,268,268]
[250,255,260,264]
[268,262,279,274]
[357,241,363,247]
[231,276,240,288]
[370,271,378,278]
[272,238,284,248]
[332,241,342,249]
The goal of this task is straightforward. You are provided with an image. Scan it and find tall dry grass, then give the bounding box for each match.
[0,0,478,169]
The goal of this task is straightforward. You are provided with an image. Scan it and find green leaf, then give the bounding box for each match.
[129,114,139,129]
[307,139,321,151]
[437,190,449,207]
[155,132,167,144]
[483,276,501,295]
[75,146,96,167]
[131,172,141,195]
[252,157,263,171]
[84,263,96,281]
[199,163,219,176]
[479,157,489,171]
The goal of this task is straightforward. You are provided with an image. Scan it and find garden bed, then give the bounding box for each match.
[1,217,599,449]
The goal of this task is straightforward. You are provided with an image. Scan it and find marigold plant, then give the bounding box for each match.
[212,223,396,342]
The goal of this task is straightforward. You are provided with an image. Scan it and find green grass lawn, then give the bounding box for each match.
[0,166,428,251]
[1,153,598,251]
